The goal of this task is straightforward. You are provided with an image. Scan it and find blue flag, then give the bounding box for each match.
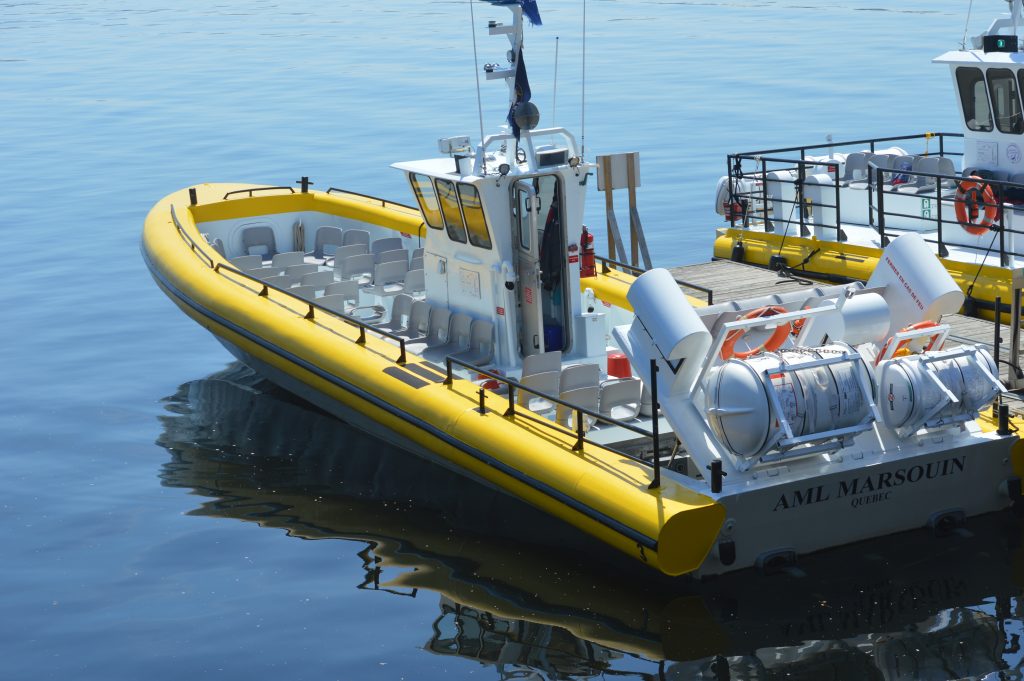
[520,0,542,26]
[506,48,531,140]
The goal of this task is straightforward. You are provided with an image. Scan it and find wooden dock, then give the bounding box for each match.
[667,259,1022,383]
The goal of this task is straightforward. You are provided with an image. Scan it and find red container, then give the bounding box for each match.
[607,352,631,378]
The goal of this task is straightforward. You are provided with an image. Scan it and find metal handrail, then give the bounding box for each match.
[734,131,964,159]
[326,187,419,212]
[443,356,664,488]
[595,255,714,304]
[222,186,296,200]
[169,204,409,365]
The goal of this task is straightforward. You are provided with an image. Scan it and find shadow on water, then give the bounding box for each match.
[156,364,1024,680]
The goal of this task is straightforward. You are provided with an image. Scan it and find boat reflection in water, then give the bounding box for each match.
[156,365,1024,680]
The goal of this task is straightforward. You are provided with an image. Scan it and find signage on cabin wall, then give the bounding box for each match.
[460,269,481,299]
[1009,144,1022,164]
[770,455,966,512]
[976,141,998,166]
[920,198,932,219]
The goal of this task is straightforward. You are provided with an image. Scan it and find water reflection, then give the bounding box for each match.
[156,364,1024,680]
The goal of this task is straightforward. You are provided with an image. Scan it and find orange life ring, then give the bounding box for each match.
[955,176,998,236]
[876,321,942,365]
[721,306,792,360]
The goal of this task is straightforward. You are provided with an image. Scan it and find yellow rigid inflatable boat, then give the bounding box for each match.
[146,2,1024,577]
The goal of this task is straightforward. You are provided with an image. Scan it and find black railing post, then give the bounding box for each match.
[726,155,735,228]
[478,388,487,414]
[188,187,198,206]
[1000,192,1009,267]
[648,359,661,490]
[573,411,585,452]
[998,403,1011,436]
[995,296,1003,357]
[356,327,366,345]
[876,166,888,246]
[397,339,407,365]
[505,386,516,417]
[761,159,772,232]
[936,179,948,257]
[444,358,453,386]
[709,460,724,494]
[833,162,843,240]
[796,163,806,237]
[299,176,311,193]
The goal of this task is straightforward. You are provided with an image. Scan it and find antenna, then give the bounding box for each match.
[961,0,974,50]
[469,0,486,151]
[581,0,587,158]
[552,36,560,127]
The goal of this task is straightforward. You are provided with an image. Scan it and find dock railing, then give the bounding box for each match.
[720,132,1024,267]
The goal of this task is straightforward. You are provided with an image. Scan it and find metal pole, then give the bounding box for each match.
[876,166,888,246]
[995,296,1003,371]
[648,359,661,490]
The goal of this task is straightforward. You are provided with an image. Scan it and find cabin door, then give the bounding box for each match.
[514,181,545,356]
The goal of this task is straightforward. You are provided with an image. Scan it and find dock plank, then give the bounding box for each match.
[668,259,1022,382]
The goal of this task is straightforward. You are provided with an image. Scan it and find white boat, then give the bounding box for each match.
[713,1,1024,319]
[144,0,1022,576]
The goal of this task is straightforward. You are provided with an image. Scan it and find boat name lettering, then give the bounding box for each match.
[772,456,966,512]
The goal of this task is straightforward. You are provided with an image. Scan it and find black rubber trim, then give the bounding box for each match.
[142,248,660,552]
[383,366,429,389]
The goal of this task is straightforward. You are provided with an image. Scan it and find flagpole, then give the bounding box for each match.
[469,0,486,158]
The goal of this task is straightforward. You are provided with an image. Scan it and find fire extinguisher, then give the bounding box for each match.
[580,226,596,278]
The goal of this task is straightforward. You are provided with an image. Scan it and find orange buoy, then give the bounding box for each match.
[876,320,942,365]
[721,306,791,360]
[955,176,998,236]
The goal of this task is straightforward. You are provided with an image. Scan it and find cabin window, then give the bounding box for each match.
[435,179,468,243]
[456,184,492,249]
[957,67,992,132]
[409,173,443,229]
[988,68,1023,134]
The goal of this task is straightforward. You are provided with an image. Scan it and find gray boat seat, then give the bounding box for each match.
[367,260,410,297]
[318,294,349,314]
[424,307,451,348]
[560,363,601,392]
[338,253,375,283]
[431,312,473,359]
[410,255,424,271]
[285,263,318,279]
[379,294,415,333]
[598,378,643,421]
[555,386,600,430]
[396,300,431,341]
[516,370,560,414]
[230,255,264,271]
[311,226,344,258]
[301,271,335,290]
[839,152,868,185]
[324,279,359,301]
[330,243,368,268]
[291,285,317,301]
[451,319,495,366]
[522,350,562,377]
[342,229,370,248]
[403,268,426,296]
[261,275,293,289]
[377,248,409,265]
[273,251,305,269]
[241,226,277,259]
[371,237,404,258]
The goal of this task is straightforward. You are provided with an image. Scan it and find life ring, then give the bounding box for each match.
[875,321,942,365]
[721,306,792,360]
[955,176,998,236]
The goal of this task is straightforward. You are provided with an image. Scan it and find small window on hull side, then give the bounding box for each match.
[957,67,993,132]
[435,179,468,244]
[989,68,1023,134]
[409,173,443,229]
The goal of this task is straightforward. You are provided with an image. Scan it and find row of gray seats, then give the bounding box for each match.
[842,152,957,193]
[380,296,495,366]
[515,350,643,426]
[239,224,416,262]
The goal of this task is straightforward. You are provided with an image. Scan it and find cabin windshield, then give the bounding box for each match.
[409,173,443,229]
[988,68,1023,134]
[957,67,993,132]
[435,179,468,244]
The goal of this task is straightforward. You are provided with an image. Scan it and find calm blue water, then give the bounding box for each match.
[3,1,1021,679]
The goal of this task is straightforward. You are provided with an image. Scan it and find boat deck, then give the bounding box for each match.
[669,259,1023,383]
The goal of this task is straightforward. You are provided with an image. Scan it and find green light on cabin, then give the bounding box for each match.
[998,38,1008,49]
